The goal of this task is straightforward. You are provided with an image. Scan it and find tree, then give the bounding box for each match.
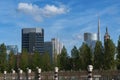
[117,36,120,69]
[94,41,103,70]
[30,51,42,70]
[59,46,68,70]
[19,49,29,71]
[71,46,80,70]
[71,46,79,58]
[41,52,51,71]
[8,51,16,72]
[79,43,93,70]
[103,39,115,70]
[0,43,7,72]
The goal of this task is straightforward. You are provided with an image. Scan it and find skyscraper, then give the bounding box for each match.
[84,33,97,51]
[98,17,100,41]
[22,28,44,53]
[44,38,63,63]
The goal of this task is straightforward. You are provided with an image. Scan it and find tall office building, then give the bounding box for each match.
[6,45,18,55]
[44,38,63,63]
[84,33,97,51]
[22,28,44,53]
[52,38,63,55]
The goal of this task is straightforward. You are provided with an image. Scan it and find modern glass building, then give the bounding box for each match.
[22,28,44,53]
[6,45,18,55]
[84,33,97,51]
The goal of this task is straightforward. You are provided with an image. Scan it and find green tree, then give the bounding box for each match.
[71,46,79,58]
[116,36,120,69]
[8,51,16,72]
[0,43,7,72]
[59,46,68,70]
[19,49,29,71]
[71,46,80,70]
[103,39,115,70]
[41,52,51,71]
[30,51,42,70]
[79,43,93,70]
[94,41,103,70]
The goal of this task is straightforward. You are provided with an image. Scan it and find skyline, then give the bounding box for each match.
[0,0,120,54]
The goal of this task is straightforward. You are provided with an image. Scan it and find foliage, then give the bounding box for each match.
[59,46,68,70]
[103,39,115,70]
[19,49,29,71]
[28,51,42,70]
[79,43,93,70]
[8,51,16,72]
[41,52,51,71]
[117,35,120,69]
[94,41,103,70]
[71,46,81,70]
[0,43,7,72]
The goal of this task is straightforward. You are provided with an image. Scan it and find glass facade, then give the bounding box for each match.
[22,28,44,53]
[6,45,18,55]
[84,33,97,52]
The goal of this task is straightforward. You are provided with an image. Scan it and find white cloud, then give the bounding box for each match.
[17,3,68,21]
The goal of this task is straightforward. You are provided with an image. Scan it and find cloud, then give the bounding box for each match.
[17,3,68,21]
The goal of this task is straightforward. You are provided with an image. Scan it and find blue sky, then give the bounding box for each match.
[0,0,120,54]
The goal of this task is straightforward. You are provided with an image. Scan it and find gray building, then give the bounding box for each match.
[84,33,97,52]
[44,38,63,63]
[6,45,18,55]
[22,28,44,53]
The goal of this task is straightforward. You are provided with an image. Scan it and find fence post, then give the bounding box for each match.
[12,69,16,80]
[87,65,93,80]
[36,67,41,80]
[4,71,7,80]
[54,67,59,80]
[18,68,23,80]
[27,68,32,80]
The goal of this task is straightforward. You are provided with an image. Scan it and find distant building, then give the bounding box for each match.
[84,33,97,51]
[52,38,63,55]
[6,45,18,55]
[97,17,100,41]
[22,28,44,53]
[104,27,110,41]
[44,38,63,63]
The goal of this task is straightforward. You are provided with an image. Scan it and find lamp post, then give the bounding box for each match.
[54,67,59,80]
[87,65,93,80]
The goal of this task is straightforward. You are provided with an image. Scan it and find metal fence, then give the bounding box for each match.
[0,70,120,80]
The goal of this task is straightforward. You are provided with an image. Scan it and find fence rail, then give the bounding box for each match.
[0,70,120,80]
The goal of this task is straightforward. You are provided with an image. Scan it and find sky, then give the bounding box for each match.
[0,0,120,55]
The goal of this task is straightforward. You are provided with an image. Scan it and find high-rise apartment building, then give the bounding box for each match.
[22,28,44,53]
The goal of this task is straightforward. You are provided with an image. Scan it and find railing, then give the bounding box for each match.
[0,70,120,80]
